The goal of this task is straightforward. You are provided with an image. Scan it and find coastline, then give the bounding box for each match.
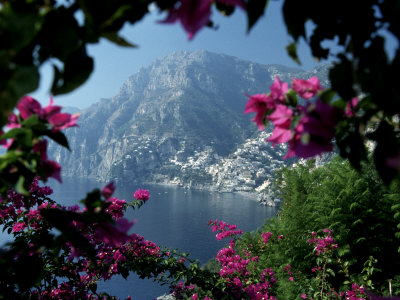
[59,176,280,207]
[143,181,279,206]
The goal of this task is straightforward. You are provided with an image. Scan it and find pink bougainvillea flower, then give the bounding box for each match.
[292,76,322,99]
[270,77,289,102]
[266,105,293,146]
[159,0,213,40]
[288,100,342,159]
[17,96,42,120]
[209,219,243,240]
[7,113,20,129]
[96,218,136,246]
[48,113,79,131]
[268,126,292,146]
[41,160,62,183]
[267,104,293,127]
[262,232,273,244]
[160,0,244,40]
[244,94,273,130]
[12,222,26,232]
[16,96,79,131]
[3,138,14,149]
[105,197,126,220]
[33,139,48,161]
[301,294,308,299]
[42,96,62,120]
[133,189,150,202]
[102,182,116,199]
[345,97,359,117]
[65,242,84,259]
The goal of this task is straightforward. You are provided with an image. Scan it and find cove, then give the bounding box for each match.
[49,178,279,299]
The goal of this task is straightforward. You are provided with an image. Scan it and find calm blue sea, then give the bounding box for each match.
[2,177,278,299]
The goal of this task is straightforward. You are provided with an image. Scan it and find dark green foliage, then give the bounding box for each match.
[202,258,222,274]
[246,0,269,32]
[234,156,400,297]
[282,0,400,184]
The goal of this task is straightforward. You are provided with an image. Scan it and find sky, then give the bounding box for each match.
[31,1,325,109]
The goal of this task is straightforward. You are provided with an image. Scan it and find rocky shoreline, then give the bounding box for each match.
[144,180,281,207]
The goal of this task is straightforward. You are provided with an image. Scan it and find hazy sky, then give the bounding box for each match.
[32,2,326,109]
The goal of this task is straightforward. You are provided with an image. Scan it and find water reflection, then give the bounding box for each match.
[4,178,278,300]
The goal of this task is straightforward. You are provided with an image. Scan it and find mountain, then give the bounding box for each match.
[49,50,330,194]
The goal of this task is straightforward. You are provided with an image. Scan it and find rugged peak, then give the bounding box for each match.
[51,51,330,184]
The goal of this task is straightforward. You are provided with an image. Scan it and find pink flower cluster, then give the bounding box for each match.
[208,219,243,240]
[16,96,79,132]
[283,264,294,282]
[0,178,163,298]
[33,139,62,182]
[102,181,116,200]
[215,240,277,299]
[170,282,195,298]
[105,197,126,220]
[345,283,366,300]
[192,294,212,300]
[308,229,338,256]
[133,188,150,202]
[160,0,245,40]
[262,232,273,244]
[206,223,279,299]
[0,177,54,231]
[2,96,79,182]
[245,77,356,159]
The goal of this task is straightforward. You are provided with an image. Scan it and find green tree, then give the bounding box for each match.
[247,156,400,296]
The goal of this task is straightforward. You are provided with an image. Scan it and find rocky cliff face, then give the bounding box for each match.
[49,50,330,189]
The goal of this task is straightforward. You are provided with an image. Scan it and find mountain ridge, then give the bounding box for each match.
[49,50,330,202]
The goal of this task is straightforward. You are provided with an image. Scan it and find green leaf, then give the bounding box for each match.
[319,89,338,103]
[89,283,97,293]
[391,204,400,210]
[326,268,335,277]
[286,42,300,65]
[349,202,359,211]
[81,189,102,212]
[0,128,24,140]
[282,0,307,41]
[1,127,32,148]
[119,266,130,279]
[20,128,33,148]
[329,56,356,101]
[15,176,28,195]
[40,208,97,258]
[246,0,269,32]
[45,130,70,150]
[21,114,40,127]
[355,237,366,244]
[285,89,298,106]
[9,65,40,100]
[51,48,94,95]
[352,219,363,227]
[102,32,137,48]
[215,2,236,16]
[337,247,350,257]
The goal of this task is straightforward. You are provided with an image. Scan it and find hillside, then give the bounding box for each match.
[49,50,330,201]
